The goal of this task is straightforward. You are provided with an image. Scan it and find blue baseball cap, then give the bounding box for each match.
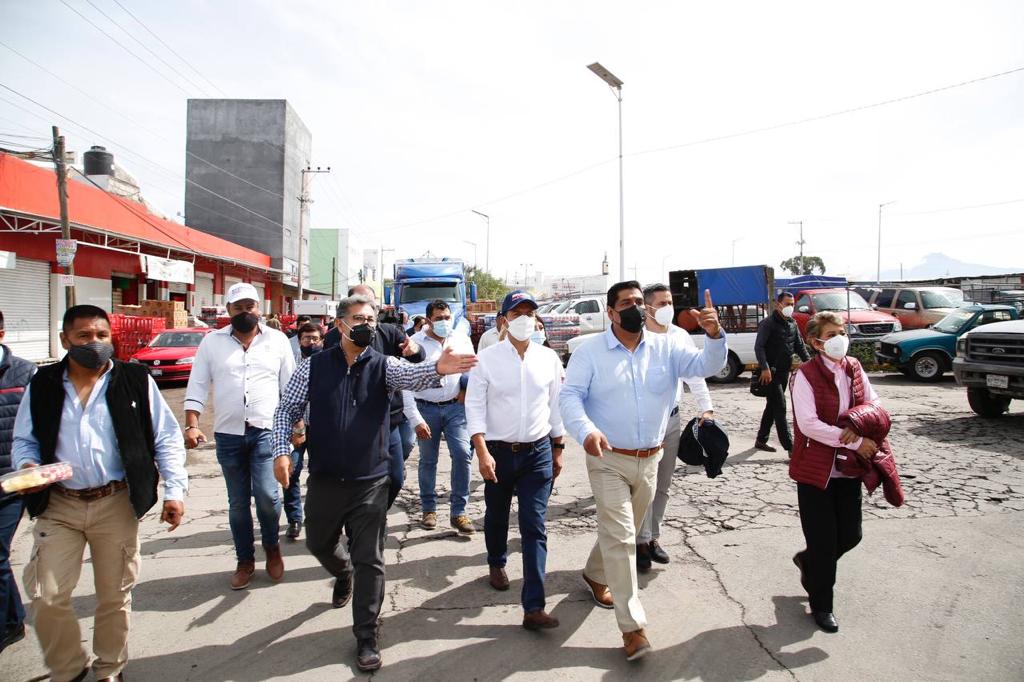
[500,290,538,316]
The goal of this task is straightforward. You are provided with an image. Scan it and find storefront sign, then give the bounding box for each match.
[56,239,77,267]
[140,255,195,284]
[58,274,75,287]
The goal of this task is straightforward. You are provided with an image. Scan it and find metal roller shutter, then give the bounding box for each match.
[0,257,51,361]
[195,273,214,312]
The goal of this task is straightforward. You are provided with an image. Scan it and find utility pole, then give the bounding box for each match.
[52,126,75,308]
[520,263,532,288]
[471,210,490,273]
[331,256,336,299]
[877,201,896,284]
[789,221,805,274]
[297,165,330,301]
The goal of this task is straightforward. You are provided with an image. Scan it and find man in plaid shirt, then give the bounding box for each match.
[272,295,476,673]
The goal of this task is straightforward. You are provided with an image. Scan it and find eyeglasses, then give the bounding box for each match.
[350,314,376,325]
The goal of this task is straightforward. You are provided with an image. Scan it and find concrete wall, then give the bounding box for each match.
[309,229,362,298]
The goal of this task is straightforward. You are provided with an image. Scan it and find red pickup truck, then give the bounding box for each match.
[792,288,902,339]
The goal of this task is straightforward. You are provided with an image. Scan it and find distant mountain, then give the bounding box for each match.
[877,253,1021,281]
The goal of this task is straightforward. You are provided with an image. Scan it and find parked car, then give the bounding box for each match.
[792,288,902,339]
[129,328,213,382]
[861,286,963,330]
[953,319,1024,417]
[875,305,1018,381]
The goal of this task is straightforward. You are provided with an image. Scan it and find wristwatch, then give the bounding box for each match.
[184,426,199,433]
[551,443,565,451]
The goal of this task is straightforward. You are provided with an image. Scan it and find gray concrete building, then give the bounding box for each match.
[184,99,312,276]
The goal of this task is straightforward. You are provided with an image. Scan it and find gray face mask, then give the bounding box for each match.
[68,341,114,369]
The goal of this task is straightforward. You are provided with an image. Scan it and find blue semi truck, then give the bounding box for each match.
[384,257,476,334]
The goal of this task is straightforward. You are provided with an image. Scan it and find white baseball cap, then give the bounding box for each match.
[225,282,260,304]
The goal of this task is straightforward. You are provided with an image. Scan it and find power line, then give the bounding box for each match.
[81,0,212,96]
[109,0,228,97]
[892,197,1024,217]
[57,0,192,96]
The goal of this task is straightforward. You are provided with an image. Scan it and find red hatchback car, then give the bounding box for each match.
[129,327,212,382]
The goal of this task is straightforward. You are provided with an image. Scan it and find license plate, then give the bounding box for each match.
[150,369,163,377]
[986,374,1009,389]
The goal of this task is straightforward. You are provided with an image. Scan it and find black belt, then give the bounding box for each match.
[416,398,459,407]
[487,438,547,453]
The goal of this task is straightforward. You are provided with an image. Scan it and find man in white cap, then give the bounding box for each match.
[184,283,296,589]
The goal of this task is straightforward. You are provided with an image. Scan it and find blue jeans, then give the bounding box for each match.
[0,496,25,631]
[388,426,405,509]
[416,401,473,517]
[484,440,553,613]
[215,428,282,562]
[399,419,416,460]
[284,444,306,524]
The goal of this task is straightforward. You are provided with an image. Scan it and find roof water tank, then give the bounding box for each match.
[83,145,114,176]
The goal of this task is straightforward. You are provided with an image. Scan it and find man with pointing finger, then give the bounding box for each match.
[559,281,727,661]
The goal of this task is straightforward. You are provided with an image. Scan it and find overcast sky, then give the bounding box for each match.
[2,0,1022,284]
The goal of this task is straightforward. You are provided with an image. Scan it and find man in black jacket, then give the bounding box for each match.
[0,309,36,655]
[272,295,476,672]
[325,285,424,507]
[753,292,810,452]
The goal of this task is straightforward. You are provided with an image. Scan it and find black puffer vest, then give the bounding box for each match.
[0,345,36,502]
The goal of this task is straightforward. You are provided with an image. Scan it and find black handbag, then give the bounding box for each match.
[749,369,771,397]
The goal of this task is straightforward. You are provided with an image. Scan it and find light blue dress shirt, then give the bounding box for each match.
[559,327,728,450]
[12,364,189,500]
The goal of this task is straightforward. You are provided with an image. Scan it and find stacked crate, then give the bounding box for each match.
[116,300,188,329]
[110,313,166,360]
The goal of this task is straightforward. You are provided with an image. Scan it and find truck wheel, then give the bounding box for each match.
[967,388,1011,418]
[908,351,946,382]
[708,352,742,383]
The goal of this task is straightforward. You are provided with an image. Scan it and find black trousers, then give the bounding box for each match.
[756,369,793,450]
[305,474,389,641]
[796,478,863,612]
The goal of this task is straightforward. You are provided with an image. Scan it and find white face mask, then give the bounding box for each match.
[653,305,675,327]
[781,305,794,318]
[507,314,535,342]
[818,334,850,360]
[431,319,451,338]
[531,330,546,344]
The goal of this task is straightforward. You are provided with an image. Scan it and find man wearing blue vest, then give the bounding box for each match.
[272,295,476,673]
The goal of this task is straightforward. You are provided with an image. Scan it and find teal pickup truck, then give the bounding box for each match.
[875,304,1019,381]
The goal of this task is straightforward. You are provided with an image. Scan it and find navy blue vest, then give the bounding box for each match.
[306,346,392,481]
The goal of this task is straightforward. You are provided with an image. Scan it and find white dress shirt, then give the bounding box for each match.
[465,338,566,443]
[477,326,501,351]
[402,329,474,428]
[184,324,296,435]
[664,324,714,415]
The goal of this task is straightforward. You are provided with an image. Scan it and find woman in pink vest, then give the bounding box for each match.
[789,311,881,633]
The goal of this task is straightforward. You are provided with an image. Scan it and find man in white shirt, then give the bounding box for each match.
[403,299,476,534]
[466,291,565,631]
[184,283,296,590]
[475,313,506,351]
[636,284,715,570]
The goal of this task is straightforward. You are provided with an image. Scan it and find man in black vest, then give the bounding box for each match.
[272,295,476,673]
[324,284,424,508]
[12,305,188,682]
[0,309,36,655]
[754,291,810,453]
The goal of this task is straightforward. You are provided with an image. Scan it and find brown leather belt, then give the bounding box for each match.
[55,480,127,501]
[609,445,662,458]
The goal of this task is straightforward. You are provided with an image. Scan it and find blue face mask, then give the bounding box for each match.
[531,330,546,344]
[431,319,451,338]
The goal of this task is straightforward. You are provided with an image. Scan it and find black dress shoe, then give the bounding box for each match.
[754,441,777,452]
[812,611,839,633]
[636,543,652,573]
[332,574,353,609]
[648,539,670,564]
[792,553,809,592]
[0,622,25,653]
[356,638,383,671]
[286,521,302,540]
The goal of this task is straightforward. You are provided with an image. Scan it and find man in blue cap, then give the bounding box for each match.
[466,290,566,630]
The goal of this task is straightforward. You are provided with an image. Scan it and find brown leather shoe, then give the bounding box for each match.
[522,609,559,630]
[754,441,777,453]
[489,566,510,591]
[623,628,652,661]
[230,561,255,590]
[582,572,614,609]
[265,545,284,582]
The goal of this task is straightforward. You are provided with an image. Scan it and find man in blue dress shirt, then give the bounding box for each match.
[560,282,726,661]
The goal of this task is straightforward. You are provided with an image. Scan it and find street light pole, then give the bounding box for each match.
[877,201,896,284]
[788,221,804,274]
[731,238,743,266]
[463,240,478,269]
[587,62,625,281]
[471,210,490,273]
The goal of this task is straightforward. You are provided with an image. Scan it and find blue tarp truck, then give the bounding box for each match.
[384,258,476,334]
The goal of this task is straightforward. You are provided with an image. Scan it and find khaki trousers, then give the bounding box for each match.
[23,488,140,681]
[584,449,661,633]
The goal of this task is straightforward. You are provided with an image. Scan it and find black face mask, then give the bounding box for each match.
[230,312,259,334]
[616,305,646,334]
[346,323,376,348]
[68,341,114,369]
[300,344,323,358]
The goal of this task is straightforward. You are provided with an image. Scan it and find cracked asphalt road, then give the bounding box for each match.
[5,375,1023,680]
